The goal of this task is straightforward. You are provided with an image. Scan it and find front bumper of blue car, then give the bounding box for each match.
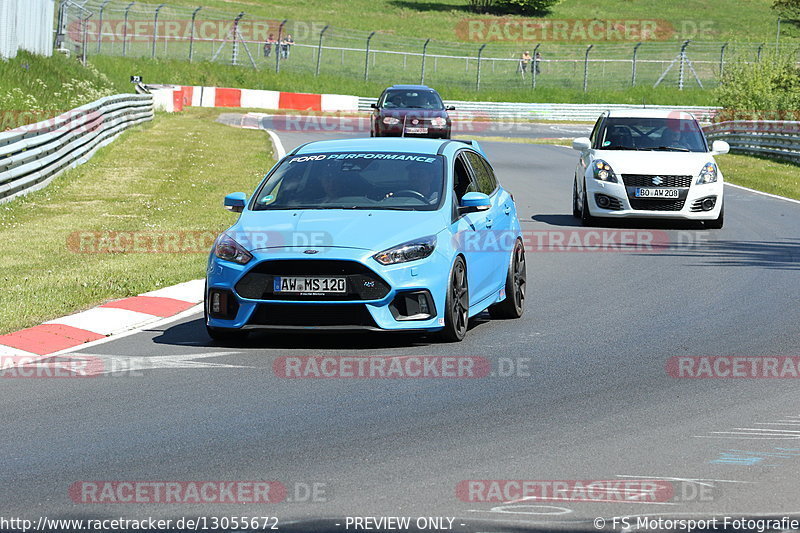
[205,247,452,331]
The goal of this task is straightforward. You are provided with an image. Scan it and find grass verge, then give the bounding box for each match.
[0,108,273,335]
[717,153,800,201]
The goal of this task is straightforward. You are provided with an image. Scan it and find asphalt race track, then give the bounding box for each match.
[3,119,800,531]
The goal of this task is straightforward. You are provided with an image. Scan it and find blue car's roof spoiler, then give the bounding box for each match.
[438,139,487,158]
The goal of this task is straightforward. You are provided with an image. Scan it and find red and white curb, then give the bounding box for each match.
[152,85,360,113]
[0,279,204,358]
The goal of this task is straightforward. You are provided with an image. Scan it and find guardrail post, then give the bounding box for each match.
[420,38,430,84]
[531,43,540,89]
[678,40,690,90]
[122,1,135,57]
[151,4,165,59]
[275,19,287,72]
[719,42,728,78]
[583,44,593,93]
[315,25,329,76]
[476,43,487,91]
[631,42,642,86]
[95,0,111,54]
[364,31,376,81]
[188,6,202,61]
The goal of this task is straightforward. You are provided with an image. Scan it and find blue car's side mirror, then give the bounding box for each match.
[459,192,491,215]
[224,192,247,213]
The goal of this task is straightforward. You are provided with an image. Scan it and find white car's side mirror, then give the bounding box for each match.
[572,137,591,152]
[711,140,729,155]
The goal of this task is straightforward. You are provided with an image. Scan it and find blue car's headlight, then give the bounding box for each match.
[214,233,253,265]
[697,162,717,184]
[593,159,618,183]
[374,236,436,265]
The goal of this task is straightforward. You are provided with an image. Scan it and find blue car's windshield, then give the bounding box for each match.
[252,152,445,211]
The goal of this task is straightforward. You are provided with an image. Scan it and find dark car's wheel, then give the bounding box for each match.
[572,179,581,218]
[705,201,724,229]
[580,185,594,227]
[438,257,469,342]
[489,239,526,319]
[204,289,248,344]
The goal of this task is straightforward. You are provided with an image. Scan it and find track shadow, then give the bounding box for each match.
[641,238,800,270]
[152,316,491,350]
[530,213,705,230]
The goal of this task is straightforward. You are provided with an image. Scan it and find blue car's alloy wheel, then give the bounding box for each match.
[489,239,526,319]
[439,257,469,342]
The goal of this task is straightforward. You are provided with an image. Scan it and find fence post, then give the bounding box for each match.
[631,41,642,86]
[81,11,90,65]
[420,38,430,84]
[476,43,487,91]
[364,31,376,81]
[122,1,135,56]
[188,6,202,61]
[776,17,781,53]
[95,0,111,53]
[231,12,244,66]
[583,44,593,92]
[678,40,689,90]
[315,25,329,76]
[275,19,287,72]
[531,43,540,89]
[719,42,728,78]
[757,42,764,62]
[151,3,165,59]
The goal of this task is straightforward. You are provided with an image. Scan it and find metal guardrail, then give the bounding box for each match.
[358,97,719,123]
[704,120,800,162]
[0,94,154,203]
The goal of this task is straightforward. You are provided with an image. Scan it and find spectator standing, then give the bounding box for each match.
[281,34,294,59]
[264,34,276,57]
[534,51,542,75]
[519,51,531,77]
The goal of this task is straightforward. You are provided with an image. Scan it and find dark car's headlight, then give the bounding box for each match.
[214,233,253,265]
[430,117,447,127]
[697,162,717,184]
[374,236,436,265]
[382,117,400,125]
[593,159,618,182]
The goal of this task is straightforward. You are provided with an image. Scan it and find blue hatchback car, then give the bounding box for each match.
[205,137,525,342]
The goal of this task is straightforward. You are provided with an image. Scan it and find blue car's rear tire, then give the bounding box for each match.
[489,239,526,319]
[438,257,469,342]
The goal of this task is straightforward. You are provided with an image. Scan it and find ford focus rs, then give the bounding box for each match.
[205,138,525,342]
[572,109,730,228]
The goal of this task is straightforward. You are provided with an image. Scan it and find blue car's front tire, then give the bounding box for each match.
[438,256,469,342]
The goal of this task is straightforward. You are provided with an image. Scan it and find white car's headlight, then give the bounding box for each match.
[382,117,401,125]
[430,117,447,127]
[697,162,717,184]
[593,159,618,183]
[374,236,436,265]
[214,233,253,264]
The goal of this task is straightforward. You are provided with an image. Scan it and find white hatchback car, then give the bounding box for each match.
[572,109,729,229]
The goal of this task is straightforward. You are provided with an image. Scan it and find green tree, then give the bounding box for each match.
[773,0,800,23]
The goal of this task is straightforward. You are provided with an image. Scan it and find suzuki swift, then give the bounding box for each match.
[572,109,729,228]
[205,138,525,342]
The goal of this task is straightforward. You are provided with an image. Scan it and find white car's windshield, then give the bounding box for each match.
[598,117,708,152]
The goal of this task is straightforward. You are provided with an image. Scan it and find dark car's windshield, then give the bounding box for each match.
[379,89,445,110]
[252,152,445,211]
[597,117,708,152]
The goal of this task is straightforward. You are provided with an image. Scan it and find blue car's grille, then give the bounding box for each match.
[235,259,391,301]
[249,303,378,328]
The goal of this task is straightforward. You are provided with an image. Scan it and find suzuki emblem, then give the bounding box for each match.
[652,176,664,185]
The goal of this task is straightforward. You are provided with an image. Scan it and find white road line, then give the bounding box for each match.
[725,182,800,205]
[264,128,286,159]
